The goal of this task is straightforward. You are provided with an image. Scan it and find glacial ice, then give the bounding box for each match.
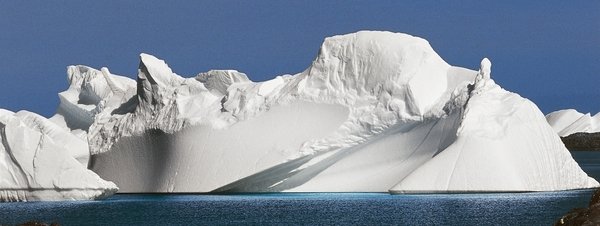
[0,110,117,201]
[81,31,596,193]
[546,109,600,136]
[391,78,597,192]
[0,31,596,200]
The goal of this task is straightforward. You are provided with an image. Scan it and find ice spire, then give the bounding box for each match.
[480,58,491,80]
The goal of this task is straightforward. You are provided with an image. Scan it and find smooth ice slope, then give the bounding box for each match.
[546,109,600,136]
[0,110,117,201]
[391,78,596,192]
[76,31,597,193]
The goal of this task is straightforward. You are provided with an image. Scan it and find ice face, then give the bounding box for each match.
[0,110,117,201]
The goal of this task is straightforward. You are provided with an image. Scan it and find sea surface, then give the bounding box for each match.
[572,151,600,180]
[0,151,598,226]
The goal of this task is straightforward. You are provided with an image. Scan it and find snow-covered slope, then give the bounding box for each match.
[546,109,600,136]
[0,110,117,201]
[67,31,595,193]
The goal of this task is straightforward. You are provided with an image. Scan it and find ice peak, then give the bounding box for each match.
[138,53,177,87]
[139,53,173,73]
[469,58,495,96]
[480,58,491,80]
[136,53,184,106]
[304,31,451,116]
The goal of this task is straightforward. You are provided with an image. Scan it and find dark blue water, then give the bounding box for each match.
[0,151,598,226]
[0,191,594,225]
[572,151,600,180]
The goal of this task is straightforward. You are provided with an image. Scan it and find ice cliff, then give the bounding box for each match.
[0,31,596,200]
[546,109,600,137]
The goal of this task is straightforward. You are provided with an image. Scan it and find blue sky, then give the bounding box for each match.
[0,1,598,116]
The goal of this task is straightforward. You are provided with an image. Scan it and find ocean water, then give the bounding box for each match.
[572,151,600,180]
[0,151,598,226]
[0,191,594,225]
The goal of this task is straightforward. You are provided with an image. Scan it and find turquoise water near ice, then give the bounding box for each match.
[0,151,597,226]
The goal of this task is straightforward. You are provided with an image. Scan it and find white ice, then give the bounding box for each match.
[0,110,117,201]
[546,109,600,136]
[82,31,597,193]
[1,31,596,200]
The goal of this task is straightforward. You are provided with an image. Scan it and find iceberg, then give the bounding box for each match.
[546,109,600,137]
[0,31,596,200]
[0,110,117,201]
[67,31,593,193]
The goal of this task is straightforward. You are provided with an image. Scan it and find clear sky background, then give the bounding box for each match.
[0,1,598,117]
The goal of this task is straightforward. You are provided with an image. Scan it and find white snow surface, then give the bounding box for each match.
[0,110,117,201]
[546,109,600,136]
[1,31,596,198]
